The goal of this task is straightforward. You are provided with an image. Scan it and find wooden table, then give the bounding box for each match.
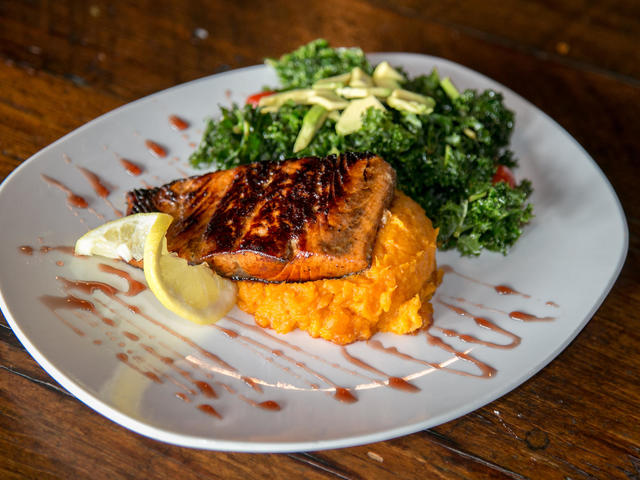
[1,1,638,478]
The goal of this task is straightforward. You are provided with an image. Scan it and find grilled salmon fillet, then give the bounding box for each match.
[126,152,396,282]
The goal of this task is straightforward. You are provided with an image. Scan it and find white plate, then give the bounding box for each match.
[0,53,627,452]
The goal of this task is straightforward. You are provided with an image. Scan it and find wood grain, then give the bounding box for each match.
[1,1,639,478]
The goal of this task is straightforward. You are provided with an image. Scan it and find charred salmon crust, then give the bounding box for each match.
[126,153,396,282]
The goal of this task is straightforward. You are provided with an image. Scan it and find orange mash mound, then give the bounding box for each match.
[236,191,441,345]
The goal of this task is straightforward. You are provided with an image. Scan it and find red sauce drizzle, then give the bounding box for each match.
[123,331,139,341]
[509,311,555,322]
[169,115,189,131]
[198,404,222,419]
[367,339,442,371]
[39,294,91,336]
[426,333,496,378]
[19,245,33,255]
[41,294,95,313]
[41,174,88,208]
[176,392,191,403]
[145,140,167,158]
[495,285,530,298]
[341,347,420,392]
[56,276,119,297]
[82,294,238,371]
[120,158,143,176]
[115,353,163,384]
[223,318,382,396]
[217,326,239,338]
[145,372,162,383]
[242,376,262,393]
[59,279,240,373]
[258,400,281,411]
[40,245,77,255]
[98,264,146,296]
[438,301,521,349]
[194,381,218,398]
[212,323,350,398]
[388,377,420,392]
[334,387,357,403]
[78,167,110,198]
[98,298,230,375]
[442,264,556,305]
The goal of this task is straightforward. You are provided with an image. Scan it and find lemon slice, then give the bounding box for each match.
[75,213,163,262]
[143,213,237,324]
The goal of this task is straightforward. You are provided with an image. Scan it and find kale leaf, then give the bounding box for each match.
[266,39,372,90]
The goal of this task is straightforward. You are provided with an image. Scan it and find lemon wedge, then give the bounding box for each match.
[75,213,162,262]
[143,213,237,325]
[75,212,237,325]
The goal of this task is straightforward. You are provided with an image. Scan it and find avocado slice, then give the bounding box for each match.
[293,105,329,153]
[309,90,350,110]
[312,72,351,89]
[258,88,348,111]
[335,95,385,136]
[440,77,460,100]
[389,88,434,104]
[327,110,341,122]
[336,86,392,99]
[386,88,435,114]
[349,67,373,88]
[258,89,315,108]
[387,97,432,114]
[373,61,405,89]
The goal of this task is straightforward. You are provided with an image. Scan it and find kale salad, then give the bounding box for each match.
[190,39,533,256]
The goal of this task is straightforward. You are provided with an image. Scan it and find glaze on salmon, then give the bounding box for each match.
[126,153,396,282]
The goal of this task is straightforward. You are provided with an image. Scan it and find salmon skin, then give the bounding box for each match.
[126,152,396,282]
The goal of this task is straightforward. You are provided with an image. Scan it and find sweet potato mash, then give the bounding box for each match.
[236,191,440,344]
